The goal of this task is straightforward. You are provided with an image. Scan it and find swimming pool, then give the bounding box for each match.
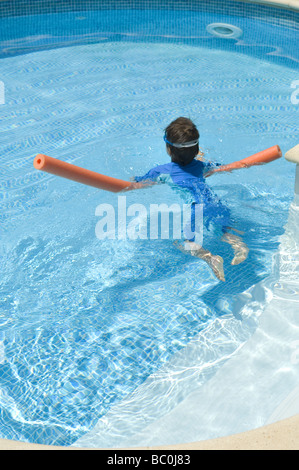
[0,0,298,448]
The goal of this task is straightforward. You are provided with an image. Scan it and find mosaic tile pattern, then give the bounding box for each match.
[0,0,298,448]
[0,0,298,23]
[0,2,298,65]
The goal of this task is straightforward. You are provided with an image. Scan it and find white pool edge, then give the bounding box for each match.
[238,0,299,11]
[1,414,299,450]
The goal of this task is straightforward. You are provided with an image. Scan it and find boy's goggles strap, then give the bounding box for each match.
[163,134,199,148]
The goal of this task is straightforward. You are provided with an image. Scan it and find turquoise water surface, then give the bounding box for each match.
[0,8,298,446]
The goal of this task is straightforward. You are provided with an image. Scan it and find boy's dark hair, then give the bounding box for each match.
[164,117,199,166]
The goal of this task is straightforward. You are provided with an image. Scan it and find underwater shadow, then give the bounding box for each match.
[92,215,284,324]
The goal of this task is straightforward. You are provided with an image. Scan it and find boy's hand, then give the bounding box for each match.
[204,169,216,178]
[128,177,156,190]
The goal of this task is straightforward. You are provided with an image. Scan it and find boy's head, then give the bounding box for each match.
[164,117,199,166]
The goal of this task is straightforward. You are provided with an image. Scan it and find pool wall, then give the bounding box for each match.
[0,0,298,450]
[286,145,299,195]
[0,0,298,15]
[0,1,298,74]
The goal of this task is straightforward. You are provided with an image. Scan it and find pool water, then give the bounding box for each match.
[0,11,298,447]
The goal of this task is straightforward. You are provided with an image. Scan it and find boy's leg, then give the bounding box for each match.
[221,230,249,265]
[176,241,225,282]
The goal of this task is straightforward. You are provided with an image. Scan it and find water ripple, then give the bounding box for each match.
[0,38,297,446]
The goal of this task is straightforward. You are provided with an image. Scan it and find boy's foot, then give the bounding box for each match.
[203,254,225,282]
[193,250,225,282]
[174,241,225,282]
[231,245,249,265]
[222,233,249,266]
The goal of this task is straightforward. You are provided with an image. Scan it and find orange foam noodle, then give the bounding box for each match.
[34,146,282,192]
[34,154,135,192]
[211,145,282,174]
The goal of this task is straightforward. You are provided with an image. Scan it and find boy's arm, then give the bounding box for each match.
[129,177,156,189]
[133,166,163,186]
[203,161,222,178]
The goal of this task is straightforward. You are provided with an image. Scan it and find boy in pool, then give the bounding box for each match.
[133,117,249,282]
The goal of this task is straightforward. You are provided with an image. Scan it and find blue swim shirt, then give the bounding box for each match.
[134,159,232,231]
